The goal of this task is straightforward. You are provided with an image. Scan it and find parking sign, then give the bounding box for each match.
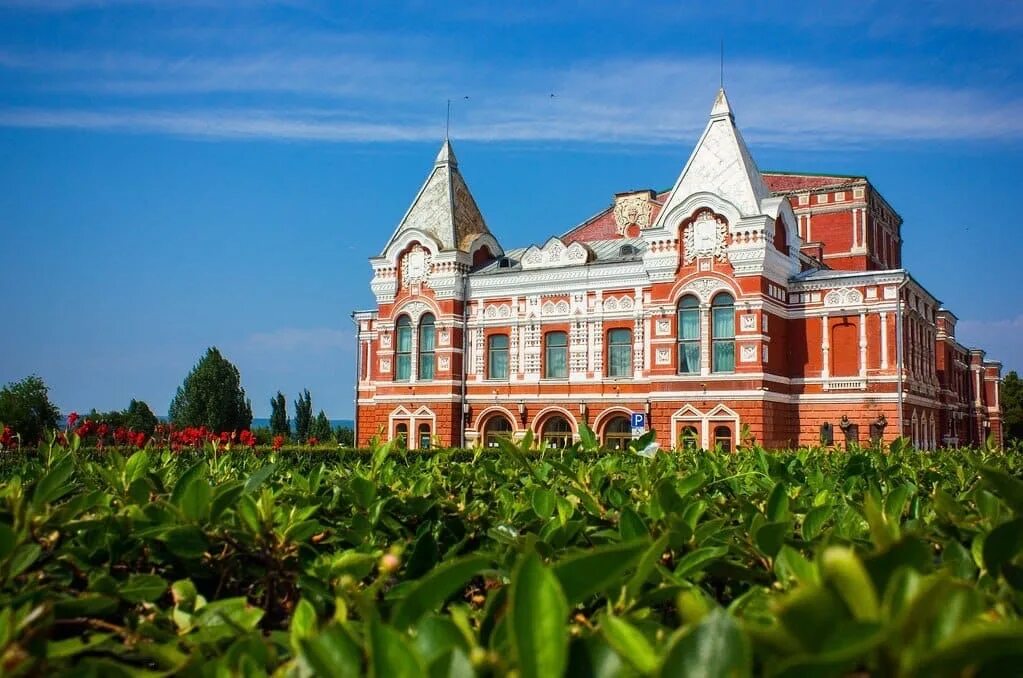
[631,412,646,439]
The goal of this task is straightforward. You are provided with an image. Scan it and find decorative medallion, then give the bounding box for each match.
[613,193,654,236]
[380,358,391,373]
[740,345,757,363]
[655,348,671,365]
[655,318,671,336]
[401,244,432,290]
[740,315,757,332]
[683,211,728,264]
[823,288,864,308]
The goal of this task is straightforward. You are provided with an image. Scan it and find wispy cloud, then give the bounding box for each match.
[1,44,1022,147]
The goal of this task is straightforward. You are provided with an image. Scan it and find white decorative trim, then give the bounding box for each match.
[740,344,757,363]
[613,193,654,235]
[740,314,757,331]
[655,318,671,336]
[823,287,863,308]
[520,237,591,270]
[400,244,432,291]
[655,348,671,365]
[683,211,729,264]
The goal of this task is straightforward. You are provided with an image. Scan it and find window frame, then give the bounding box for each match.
[711,292,735,373]
[677,295,700,374]
[603,416,632,450]
[541,415,573,448]
[417,423,431,450]
[418,313,435,381]
[487,333,510,380]
[713,425,732,452]
[394,315,412,382]
[543,331,568,379]
[483,415,513,449]
[606,328,633,378]
[394,422,408,447]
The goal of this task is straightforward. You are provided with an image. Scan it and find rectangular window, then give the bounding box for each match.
[488,334,509,379]
[607,328,632,377]
[396,324,412,381]
[418,326,435,380]
[712,306,735,372]
[544,331,567,379]
[678,306,700,374]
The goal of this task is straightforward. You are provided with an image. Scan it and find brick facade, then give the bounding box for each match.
[353,90,1003,450]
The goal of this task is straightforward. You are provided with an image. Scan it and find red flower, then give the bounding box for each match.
[97,423,110,440]
[67,412,79,428]
[134,432,147,448]
[1,426,13,448]
[57,431,68,447]
[307,436,319,446]
[272,435,284,451]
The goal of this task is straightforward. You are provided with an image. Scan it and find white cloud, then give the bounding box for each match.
[1,46,1022,147]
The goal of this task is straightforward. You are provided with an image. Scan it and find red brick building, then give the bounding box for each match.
[353,90,1003,450]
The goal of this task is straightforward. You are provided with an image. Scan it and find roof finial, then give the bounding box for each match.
[720,38,724,89]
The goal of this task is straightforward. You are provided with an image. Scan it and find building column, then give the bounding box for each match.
[700,304,711,377]
[821,313,830,380]
[859,310,868,378]
[880,311,889,369]
[852,209,858,249]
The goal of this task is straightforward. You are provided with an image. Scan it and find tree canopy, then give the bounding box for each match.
[1003,370,1022,442]
[270,392,289,437]
[0,375,61,444]
[168,347,252,432]
[293,389,312,442]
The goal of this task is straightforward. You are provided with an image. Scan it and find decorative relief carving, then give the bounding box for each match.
[602,296,634,313]
[823,288,864,308]
[438,356,450,371]
[395,300,429,321]
[438,329,449,346]
[520,237,592,270]
[655,348,671,365]
[679,277,727,303]
[541,300,571,316]
[380,333,392,349]
[380,358,391,373]
[613,193,654,235]
[655,318,671,336]
[484,303,512,320]
[683,211,728,264]
[740,314,757,331]
[740,345,757,363]
[400,244,432,290]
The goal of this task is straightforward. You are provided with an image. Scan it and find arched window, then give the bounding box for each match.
[677,296,700,374]
[395,316,412,381]
[607,329,632,377]
[488,334,509,380]
[544,331,568,379]
[714,425,732,452]
[418,423,431,450]
[711,293,735,373]
[484,416,513,448]
[603,416,632,451]
[394,422,408,448]
[679,426,699,451]
[418,314,435,380]
[541,416,572,448]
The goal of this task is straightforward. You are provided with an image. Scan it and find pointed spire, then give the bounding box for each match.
[435,138,458,167]
[381,139,492,254]
[710,87,733,120]
[654,89,770,221]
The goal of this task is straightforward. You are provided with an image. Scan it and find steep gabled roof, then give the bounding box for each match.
[382,139,492,254]
[654,88,771,222]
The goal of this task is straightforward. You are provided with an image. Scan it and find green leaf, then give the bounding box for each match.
[619,507,649,540]
[659,608,751,678]
[601,615,658,674]
[161,526,209,559]
[301,622,362,676]
[674,546,728,580]
[7,543,41,578]
[370,618,424,678]
[391,554,491,630]
[119,574,168,603]
[982,517,1023,574]
[177,475,211,522]
[31,456,75,508]
[775,545,817,586]
[553,539,649,605]
[290,598,318,652]
[510,552,569,678]
[243,463,276,494]
[124,450,149,484]
[820,547,879,621]
[907,622,1023,677]
[170,460,206,507]
[884,484,915,521]
[767,482,790,521]
[754,520,791,558]
[532,488,556,520]
[802,506,831,541]
[979,467,1023,514]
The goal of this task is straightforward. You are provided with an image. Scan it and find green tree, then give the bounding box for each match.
[334,425,355,447]
[0,375,61,444]
[1002,370,1023,442]
[293,389,312,442]
[270,392,290,438]
[168,347,253,432]
[310,410,332,442]
[124,399,159,434]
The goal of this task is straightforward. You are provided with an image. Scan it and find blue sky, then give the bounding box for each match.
[1,0,1021,419]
